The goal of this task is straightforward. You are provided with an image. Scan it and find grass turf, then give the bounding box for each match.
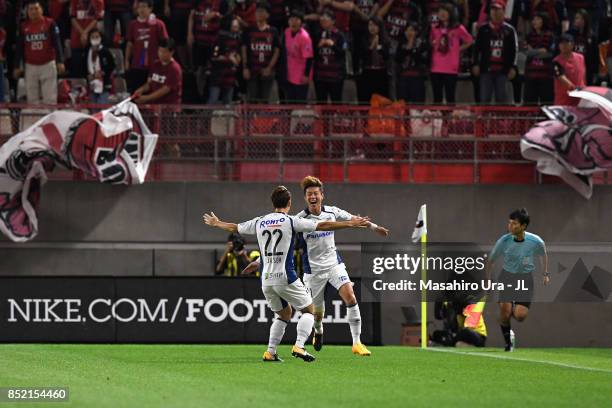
[0,344,611,408]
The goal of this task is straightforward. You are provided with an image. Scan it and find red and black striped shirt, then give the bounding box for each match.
[525,30,555,79]
[242,25,280,74]
[314,28,346,83]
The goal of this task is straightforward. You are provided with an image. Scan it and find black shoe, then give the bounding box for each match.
[313,332,323,351]
[504,330,515,352]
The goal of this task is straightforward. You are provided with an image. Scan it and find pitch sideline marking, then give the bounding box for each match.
[427,347,612,374]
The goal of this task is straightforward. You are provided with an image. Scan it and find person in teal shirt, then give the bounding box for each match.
[487,208,549,352]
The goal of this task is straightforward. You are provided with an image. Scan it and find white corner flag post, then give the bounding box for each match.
[411,204,427,349]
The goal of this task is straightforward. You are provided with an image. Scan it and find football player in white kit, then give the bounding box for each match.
[297,176,389,356]
[203,186,369,363]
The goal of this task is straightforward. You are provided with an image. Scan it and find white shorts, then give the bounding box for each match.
[303,263,352,307]
[262,280,313,312]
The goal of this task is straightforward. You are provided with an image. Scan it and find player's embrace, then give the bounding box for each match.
[203,186,369,363]
[297,176,389,356]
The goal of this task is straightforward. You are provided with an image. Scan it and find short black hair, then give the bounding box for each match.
[159,38,176,52]
[271,186,291,209]
[509,208,530,227]
[256,0,271,13]
[25,0,42,8]
[559,33,574,44]
[321,9,336,21]
[289,9,304,21]
[137,0,153,8]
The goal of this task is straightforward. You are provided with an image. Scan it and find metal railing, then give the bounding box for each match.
[0,103,608,184]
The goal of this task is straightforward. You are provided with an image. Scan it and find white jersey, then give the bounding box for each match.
[296,205,352,274]
[238,212,318,286]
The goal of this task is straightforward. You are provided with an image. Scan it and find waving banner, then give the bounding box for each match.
[0,100,158,242]
[521,87,612,199]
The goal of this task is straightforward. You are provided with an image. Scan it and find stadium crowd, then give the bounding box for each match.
[0,0,610,106]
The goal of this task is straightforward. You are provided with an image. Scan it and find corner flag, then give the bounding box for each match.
[412,204,428,349]
[411,204,427,243]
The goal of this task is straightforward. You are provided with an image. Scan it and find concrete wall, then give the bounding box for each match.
[4,181,610,243]
[1,181,611,346]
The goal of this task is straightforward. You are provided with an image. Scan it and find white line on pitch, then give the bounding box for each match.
[427,347,612,374]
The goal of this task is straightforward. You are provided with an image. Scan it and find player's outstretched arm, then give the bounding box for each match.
[202,212,238,233]
[316,216,370,231]
[356,216,390,236]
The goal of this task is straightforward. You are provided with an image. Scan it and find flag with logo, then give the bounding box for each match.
[521,86,612,199]
[0,99,158,242]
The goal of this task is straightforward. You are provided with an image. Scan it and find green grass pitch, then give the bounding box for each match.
[1,344,611,407]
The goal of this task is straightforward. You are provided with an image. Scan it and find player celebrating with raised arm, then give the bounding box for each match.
[203,185,369,363]
[297,176,389,356]
[486,208,549,352]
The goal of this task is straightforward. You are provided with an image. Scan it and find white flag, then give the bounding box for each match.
[0,99,157,242]
[411,204,427,243]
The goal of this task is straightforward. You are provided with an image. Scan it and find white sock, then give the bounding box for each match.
[314,304,324,334]
[267,318,288,354]
[347,303,362,345]
[295,313,315,349]
[314,318,323,334]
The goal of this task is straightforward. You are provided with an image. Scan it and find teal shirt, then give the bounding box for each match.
[490,232,546,274]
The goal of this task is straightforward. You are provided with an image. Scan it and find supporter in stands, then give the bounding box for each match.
[133,37,182,104]
[69,0,104,77]
[208,16,241,104]
[104,0,132,46]
[279,9,313,104]
[423,0,469,28]
[396,22,428,103]
[84,28,115,104]
[14,0,65,105]
[216,232,260,277]
[472,1,518,104]
[429,3,473,104]
[268,0,286,31]
[566,9,598,85]
[233,0,256,29]
[241,1,280,103]
[313,10,346,103]
[356,17,389,102]
[0,23,5,102]
[187,0,228,103]
[377,0,421,49]
[523,13,555,104]
[377,0,422,99]
[553,33,585,105]
[164,0,194,69]
[125,0,168,93]
[527,0,569,35]
[48,0,71,43]
[266,0,312,32]
[351,0,380,79]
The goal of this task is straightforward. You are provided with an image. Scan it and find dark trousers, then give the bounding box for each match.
[126,69,149,94]
[356,69,388,103]
[246,75,274,103]
[398,75,426,103]
[314,80,343,103]
[104,11,132,46]
[284,82,310,103]
[71,48,86,78]
[523,77,554,105]
[430,73,458,104]
[479,71,510,104]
